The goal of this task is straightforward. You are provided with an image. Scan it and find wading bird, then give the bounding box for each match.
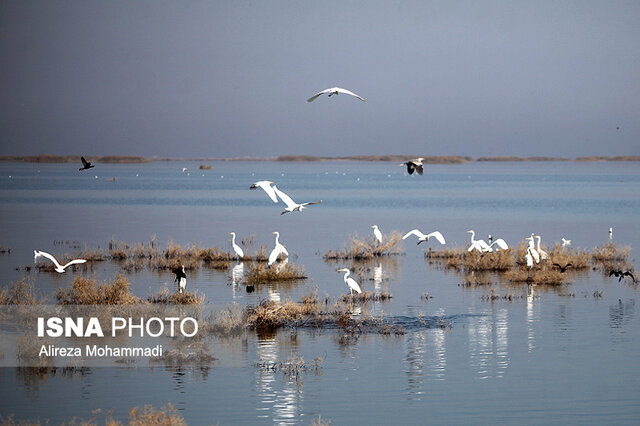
[534,235,549,260]
[79,157,94,171]
[525,247,538,268]
[228,232,244,258]
[609,269,637,283]
[371,225,383,244]
[172,265,187,293]
[553,263,573,273]
[609,227,613,240]
[487,238,509,251]
[337,268,362,295]
[306,87,366,103]
[33,250,87,273]
[400,158,424,175]
[268,231,289,266]
[403,229,446,245]
[273,185,322,215]
[562,238,572,247]
[526,236,541,264]
[467,230,491,252]
[250,181,278,203]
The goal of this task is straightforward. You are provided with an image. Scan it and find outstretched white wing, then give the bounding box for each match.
[251,181,278,203]
[489,238,509,250]
[403,229,427,240]
[61,259,87,269]
[306,88,333,103]
[426,231,446,245]
[335,87,366,102]
[34,250,62,269]
[272,185,298,209]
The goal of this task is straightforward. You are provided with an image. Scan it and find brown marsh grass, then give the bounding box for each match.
[244,262,307,284]
[0,278,42,305]
[341,290,392,303]
[323,231,404,260]
[504,265,568,285]
[147,288,204,305]
[592,242,631,263]
[426,247,513,271]
[56,274,143,305]
[547,244,591,269]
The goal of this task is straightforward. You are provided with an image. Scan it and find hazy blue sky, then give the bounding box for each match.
[1,1,639,158]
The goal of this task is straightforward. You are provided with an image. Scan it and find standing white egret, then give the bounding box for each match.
[526,236,540,264]
[534,235,549,260]
[33,250,87,273]
[371,225,383,244]
[609,227,613,240]
[272,185,322,214]
[467,230,491,252]
[228,232,244,258]
[561,238,572,247]
[337,268,362,295]
[306,87,366,103]
[172,265,187,293]
[250,181,278,203]
[400,158,425,175]
[268,232,289,266]
[525,247,537,268]
[403,229,446,245]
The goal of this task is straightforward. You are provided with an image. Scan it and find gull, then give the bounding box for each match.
[371,225,383,244]
[306,87,366,103]
[273,185,321,214]
[228,232,244,258]
[249,181,278,203]
[34,250,87,273]
[400,158,424,175]
[561,238,571,247]
[172,265,187,293]
[338,268,362,295]
[79,157,94,171]
[403,229,446,245]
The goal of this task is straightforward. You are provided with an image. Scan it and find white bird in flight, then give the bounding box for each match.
[487,238,509,251]
[272,185,322,214]
[338,268,362,295]
[228,232,244,258]
[562,238,571,247]
[371,225,383,244]
[33,250,87,273]
[403,229,446,245]
[307,87,366,103]
[250,181,278,203]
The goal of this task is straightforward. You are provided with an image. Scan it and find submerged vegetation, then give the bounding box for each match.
[324,231,404,260]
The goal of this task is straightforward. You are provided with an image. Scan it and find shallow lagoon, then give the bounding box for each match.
[0,160,639,424]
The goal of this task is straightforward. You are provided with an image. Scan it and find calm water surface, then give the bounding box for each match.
[0,161,639,424]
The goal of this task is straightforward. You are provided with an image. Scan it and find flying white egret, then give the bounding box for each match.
[249,180,278,203]
[33,250,87,273]
[400,158,425,175]
[272,185,322,214]
[172,265,187,293]
[534,235,549,260]
[562,238,572,247]
[228,232,244,258]
[467,230,491,252]
[268,232,289,266]
[403,229,446,245]
[371,225,383,244]
[306,87,366,103]
[337,268,362,295]
[487,238,509,251]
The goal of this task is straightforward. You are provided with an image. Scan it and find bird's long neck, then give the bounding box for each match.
[343,270,350,281]
[535,236,541,250]
[231,234,236,245]
[274,232,280,245]
[469,231,476,243]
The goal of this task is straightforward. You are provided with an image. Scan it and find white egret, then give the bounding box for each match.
[337,268,362,295]
[272,185,322,214]
[400,158,425,175]
[371,225,383,244]
[525,236,540,263]
[534,235,549,260]
[306,87,366,103]
[609,227,613,240]
[33,250,87,273]
[182,167,187,172]
[228,232,244,258]
[268,232,289,266]
[525,248,536,268]
[250,180,278,203]
[561,238,571,247]
[467,230,491,252]
[79,157,94,171]
[172,265,187,293]
[403,229,446,245]
[487,238,509,251]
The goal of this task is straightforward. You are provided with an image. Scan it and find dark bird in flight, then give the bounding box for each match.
[79,157,95,171]
[400,157,424,175]
[609,269,637,283]
[172,265,187,293]
[553,263,573,273]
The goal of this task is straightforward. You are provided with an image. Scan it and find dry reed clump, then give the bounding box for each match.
[0,278,42,305]
[425,248,460,260]
[244,262,307,284]
[73,245,108,261]
[147,288,204,305]
[462,271,493,286]
[56,274,143,305]
[341,290,392,303]
[246,298,322,329]
[547,244,591,269]
[323,231,404,260]
[504,266,568,285]
[592,242,631,263]
[203,303,245,335]
[151,348,216,368]
[461,249,515,271]
[311,416,332,426]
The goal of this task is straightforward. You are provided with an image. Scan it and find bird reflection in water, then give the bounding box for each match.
[527,283,539,352]
[468,306,509,379]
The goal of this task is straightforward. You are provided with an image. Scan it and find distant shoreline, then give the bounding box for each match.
[0,154,638,164]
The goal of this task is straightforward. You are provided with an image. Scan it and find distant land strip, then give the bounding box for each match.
[0,154,639,164]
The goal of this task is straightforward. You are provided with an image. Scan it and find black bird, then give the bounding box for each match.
[79,156,95,171]
[609,269,637,283]
[172,265,187,293]
[553,263,573,273]
[400,158,424,175]
[245,285,255,293]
